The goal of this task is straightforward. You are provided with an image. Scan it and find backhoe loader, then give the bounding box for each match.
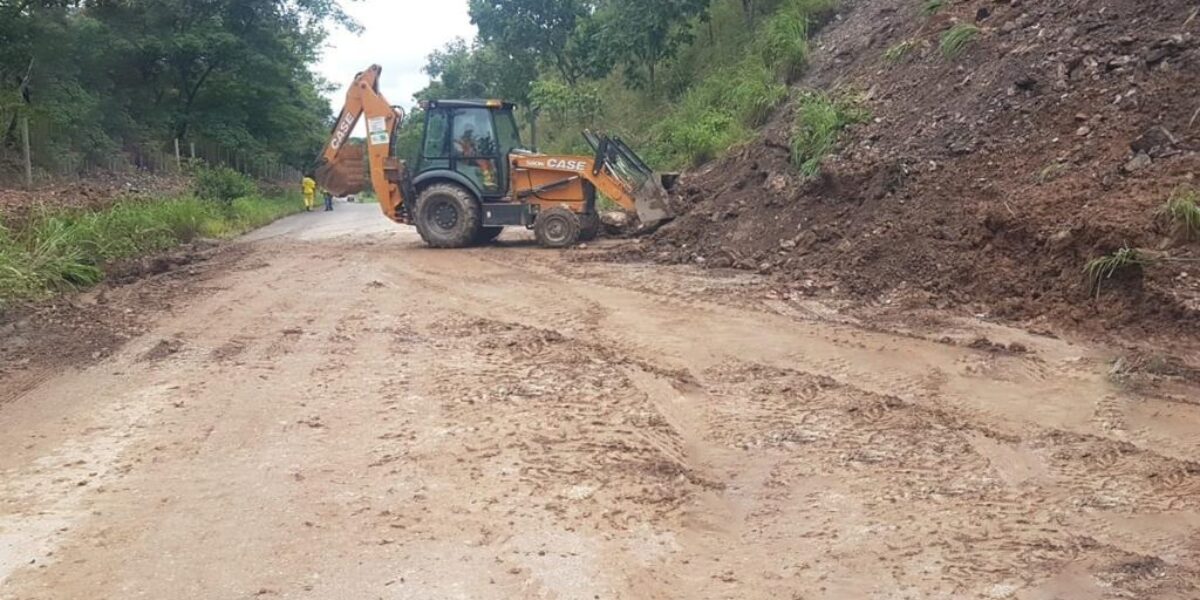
[314,65,675,248]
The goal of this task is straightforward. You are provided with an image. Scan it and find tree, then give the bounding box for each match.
[0,1,77,148]
[1,0,352,174]
[419,38,538,106]
[468,0,604,85]
[741,0,756,26]
[87,0,354,142]
[599,0,710,91]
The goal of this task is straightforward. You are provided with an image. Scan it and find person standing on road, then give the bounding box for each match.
[301,175,317,211]
[323,189,334,212]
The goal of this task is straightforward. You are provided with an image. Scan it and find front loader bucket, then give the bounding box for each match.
[585,130,677,227]
[632,174,675,226]
[314,144,368,197]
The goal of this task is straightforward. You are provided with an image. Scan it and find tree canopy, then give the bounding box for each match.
[427,0,712,101]
[0,0,352,175]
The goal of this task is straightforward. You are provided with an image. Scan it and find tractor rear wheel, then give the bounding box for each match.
[414,183,481,248]
[535,207,582,249]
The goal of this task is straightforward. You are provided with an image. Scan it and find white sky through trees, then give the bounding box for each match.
[317,0,476,120]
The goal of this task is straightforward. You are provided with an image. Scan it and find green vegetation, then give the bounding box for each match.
[1161,186,1200,240]
[884,39,921,64]
[1,0,349,178]
[417,0,841,170]
[1084,246,1148,298]
[193,166,258,205]
[940,24,981,59]
[0,195,300,307]
[790,92,869,176]
[642,0,837,167]
[758,3,811,82]
[921,0,946,16]
[650,62,788,167]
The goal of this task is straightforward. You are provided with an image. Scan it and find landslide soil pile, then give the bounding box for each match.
[646,0,1200,338]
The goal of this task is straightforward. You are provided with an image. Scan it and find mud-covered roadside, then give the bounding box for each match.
[0,241,249,407]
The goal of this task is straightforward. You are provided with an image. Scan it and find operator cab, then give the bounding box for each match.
[417,99,523,201]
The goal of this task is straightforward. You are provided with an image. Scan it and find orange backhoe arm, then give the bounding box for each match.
[315,65,409,223]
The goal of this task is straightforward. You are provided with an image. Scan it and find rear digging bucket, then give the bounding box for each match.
[314,144,367,197]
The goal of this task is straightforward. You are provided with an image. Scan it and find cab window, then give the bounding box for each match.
[423,110,450,158]
[494,110,522,157]
[450,107,500,193]
[451,108,497,158]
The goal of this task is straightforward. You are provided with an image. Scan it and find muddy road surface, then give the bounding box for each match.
[2,202,1198,599]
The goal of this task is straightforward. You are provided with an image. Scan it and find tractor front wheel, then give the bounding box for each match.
[535,207,582,249]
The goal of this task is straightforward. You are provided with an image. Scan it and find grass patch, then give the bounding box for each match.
[1161,186,1200,240]
[790,91,870,176]
[940,24,981,59]
[921,0,946,16]
[883,39,921,64]
[758,6,811,82]
[0,194,301,308]
[1036,162,1069,184]
[755,0,839,82]
[1084,246,1149,298]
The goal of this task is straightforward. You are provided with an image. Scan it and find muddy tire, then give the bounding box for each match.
[535,207,582,248]
[579,213,601,242]
[474,226,504,244]
[414,183,481,249]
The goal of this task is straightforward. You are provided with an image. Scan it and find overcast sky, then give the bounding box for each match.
[316,0,477,114]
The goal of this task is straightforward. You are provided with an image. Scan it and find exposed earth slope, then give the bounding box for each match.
[647,0,1200,340]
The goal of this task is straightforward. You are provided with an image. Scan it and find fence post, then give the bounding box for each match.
[190,142,196,160]
[174,138,182,171]
[20,115,33,188]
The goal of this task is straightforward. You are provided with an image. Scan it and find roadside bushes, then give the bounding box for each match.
[650,63,787,168]
[642,0,845,169]
[652,109,742,168]
[192,165,257,204]
[0,194,299,308]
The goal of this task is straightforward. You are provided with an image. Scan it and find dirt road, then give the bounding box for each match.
[2,202,1198,599]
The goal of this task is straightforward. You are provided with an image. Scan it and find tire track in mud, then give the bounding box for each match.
[382,298,1200,597]
[632,360,1200,598]
[376,246,1200,597]
[391,248,1200,463]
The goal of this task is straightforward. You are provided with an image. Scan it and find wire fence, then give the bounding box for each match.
[0,116,303,188]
